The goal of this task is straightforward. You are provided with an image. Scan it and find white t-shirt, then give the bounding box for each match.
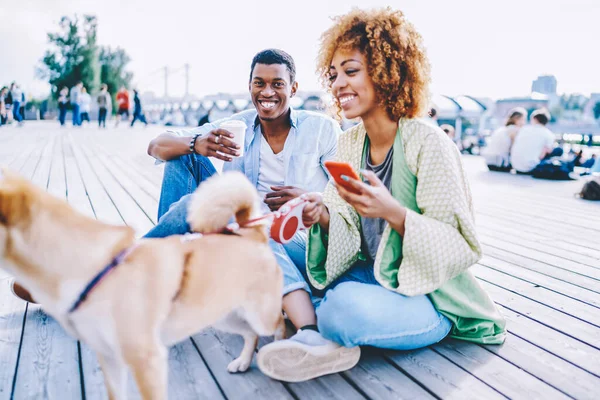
[510,125,555,172]
[79,93,92,113]
[482,126,517,167]
[257,135,285,208]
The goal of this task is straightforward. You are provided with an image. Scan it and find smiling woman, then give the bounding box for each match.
[256,7,507,384]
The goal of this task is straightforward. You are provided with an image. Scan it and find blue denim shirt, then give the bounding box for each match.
[173,108,341,193]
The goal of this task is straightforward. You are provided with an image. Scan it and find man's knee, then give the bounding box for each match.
[316,282,368,346]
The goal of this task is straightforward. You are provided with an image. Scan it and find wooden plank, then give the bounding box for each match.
[433,341,570,399]
[480,281,600,348]
[192,329,293,399]
[286,374,365,400]
[497,305,600,376]
[479,230,600,268]
[75,136,154,235]
[485,334,600,399]
[68,133,126,226]
[12,132,83,400]
[0,278,28,399]
[481,237,600,280]
[385,347,506,399]
[478,257,600,308]
[90,138,162,196]
[479,202,600,231]
[477,187,600,216]
[473,265,600,326]
[478,213,600,257]
[165,339,225,400]
[477,208,600,244]
[343,350,436,400]
[483,246,600,292]
[86,143,158,224]
[477,215,600,261]
[0,128,55,398]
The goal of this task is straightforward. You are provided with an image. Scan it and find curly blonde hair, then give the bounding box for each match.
[317,8,431,120]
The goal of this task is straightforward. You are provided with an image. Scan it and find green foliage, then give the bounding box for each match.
[593,102,600,120]
[38,14,132,105]
[99,47,133,109]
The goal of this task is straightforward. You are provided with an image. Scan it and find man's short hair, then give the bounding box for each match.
[250,49,296,83]
[429,107,437,118]
[531,108,551,125]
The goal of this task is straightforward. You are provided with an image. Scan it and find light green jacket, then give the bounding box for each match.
[307,119,506,344]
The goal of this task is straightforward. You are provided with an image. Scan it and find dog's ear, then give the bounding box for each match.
[0,174,31,227]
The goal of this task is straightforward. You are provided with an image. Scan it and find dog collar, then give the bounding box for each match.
[68,245,135,313]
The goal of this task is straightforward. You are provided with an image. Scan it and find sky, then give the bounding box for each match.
[1,0,599,100]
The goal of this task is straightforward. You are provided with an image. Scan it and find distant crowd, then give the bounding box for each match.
[56,83,147,128]
[0,82,26,127]
[1,81,148,129]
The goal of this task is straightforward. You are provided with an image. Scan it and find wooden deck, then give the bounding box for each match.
[0,122,598,400]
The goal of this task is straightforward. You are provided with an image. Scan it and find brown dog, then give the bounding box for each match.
[0,168,284,400]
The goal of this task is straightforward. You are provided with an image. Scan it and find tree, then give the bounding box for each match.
[593,102,600,120]
[38,14,133,105]
[99,47,134,108]
[37,15,100,98]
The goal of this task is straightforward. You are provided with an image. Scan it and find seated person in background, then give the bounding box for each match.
[440,124,454,140]
[440,124,461,150]
[510,108,559,173]
[481,107,526,172]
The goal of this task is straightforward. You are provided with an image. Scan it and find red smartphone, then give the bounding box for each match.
[324,161,362,194]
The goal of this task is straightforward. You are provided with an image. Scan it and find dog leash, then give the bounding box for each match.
[68,245,137,313]
[222,197,310,244]
[68,197,312,314]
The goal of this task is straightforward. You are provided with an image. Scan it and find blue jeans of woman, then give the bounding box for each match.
[288,251,452,350]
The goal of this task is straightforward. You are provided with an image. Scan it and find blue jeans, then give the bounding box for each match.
[288,254,452,350]
[59,104,68,126]
[12,101,22,122]
[145,154,310,296]
[72,104,80,126]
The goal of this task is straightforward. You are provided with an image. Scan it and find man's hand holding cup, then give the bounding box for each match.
[194,128,241,162]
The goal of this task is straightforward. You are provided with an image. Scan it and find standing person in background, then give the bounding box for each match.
[79,87,92,125]
[429,107,438,125]
[19,90,26,123]
[114,86,130,127]
[131,89,148,127]
[4,85,13,124]
[0,87,7,127]
[9,82,23,126]
[97,84,111,128]
[481,107,527,172]
[70,82,83,126]
[58,86,69,127]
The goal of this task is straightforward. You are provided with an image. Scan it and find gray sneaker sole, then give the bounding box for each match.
[257,341,361,382]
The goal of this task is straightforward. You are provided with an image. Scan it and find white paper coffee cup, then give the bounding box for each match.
[220,120,247,157]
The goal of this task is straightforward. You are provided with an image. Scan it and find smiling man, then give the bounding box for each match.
[144,49,341,326]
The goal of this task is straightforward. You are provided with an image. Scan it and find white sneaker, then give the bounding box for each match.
[257,329,360,382]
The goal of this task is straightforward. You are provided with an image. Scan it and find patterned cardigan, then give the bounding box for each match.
[307,119,506,344]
